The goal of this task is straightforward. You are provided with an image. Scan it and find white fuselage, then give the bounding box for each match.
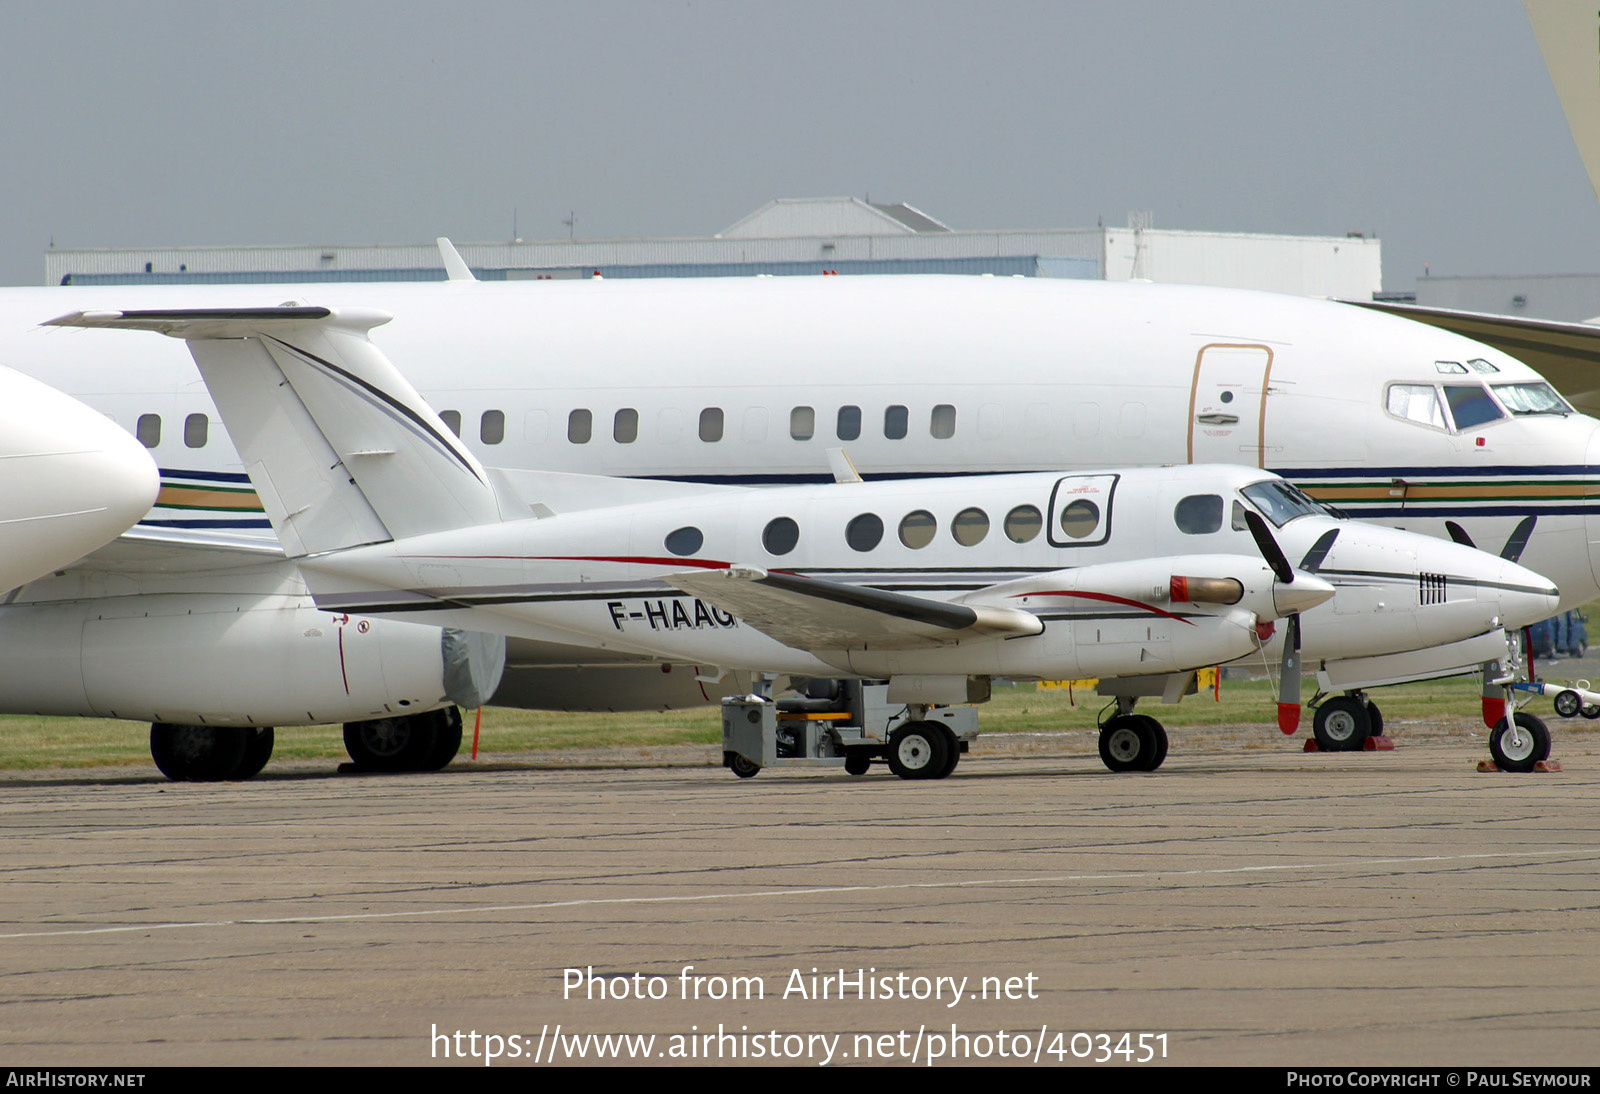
[1,275,1592,611]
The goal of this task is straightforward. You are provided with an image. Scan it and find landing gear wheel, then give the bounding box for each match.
[1365,701,1384,737]
[1554,689,1583,718]
[1130,714,1169,770]
[150,723,248,782]
[1312,697,1371,752]
[1098,715,1160,773]
[887,721,950,780]
[936,729,962,779]
[420,708,463,770]
[343,713,437,772]
[233,727,275,780]
[1489,712,1552,773]
[843,752,872,776]
[728,753,761,779]
[1583,705,1600,720]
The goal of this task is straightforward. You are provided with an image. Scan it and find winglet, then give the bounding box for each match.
[437,237,476,282]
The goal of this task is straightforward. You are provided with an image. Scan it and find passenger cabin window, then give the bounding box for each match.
[884,405,908,440]
[1493,382,1571,416]
[899,510,937,549]
[1004,505,1042,543]
[568,409,592,444]
[1058,500,1100,540]
[836,405,861,441]
[136,413,160,448]
[1442,384,1504,430]
[952,507,989,546]
[439,410,462,437]
[846,513,883,551]
[699,407,724,442]
[790,406,815,441]
[763,516,799,555]
[183,413,208,449]
[930,404,956,439]
[1386,384,1448,430]
[614,408,638,444]
[664,526,702,556]
[480,410,505,445]
[1174,494,1224,534]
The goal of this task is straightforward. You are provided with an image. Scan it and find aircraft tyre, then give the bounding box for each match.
[1365,701,1384,737]
[1131,714,1169,770]
[234,727,275,780]
[936,728,962,779]
[420,707,463,771]
[150,723,249,782]
[1312,697,1370,751]
[1489,712,1552,773]
[343,712,438,772]
[1098,715,1160,773]
[1583,704,1600,720]
[728,753,761,779]
[887,721,950,780]
[843,751,872,776]
[1554,690,1583,718]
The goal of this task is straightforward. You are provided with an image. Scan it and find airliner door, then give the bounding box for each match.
[1188,343,1274,467]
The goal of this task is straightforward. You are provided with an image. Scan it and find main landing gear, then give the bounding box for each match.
[1309,691,1384,752]
[1096,698,1168,773]
[148,707,463,781]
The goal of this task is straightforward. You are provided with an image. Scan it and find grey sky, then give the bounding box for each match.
[2,0,1593,291]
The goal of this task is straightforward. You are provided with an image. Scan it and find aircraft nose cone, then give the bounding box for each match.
[1494,556,1561,630]
[1273,570,1336,617]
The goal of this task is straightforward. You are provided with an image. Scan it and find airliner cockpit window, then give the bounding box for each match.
[1467,358,1501,374]
[1434,360,1468,375]
[1241,480,1322,527]
[1442,384,1505,430]
[1493,382,1572,416]
[1386,384,1447,429]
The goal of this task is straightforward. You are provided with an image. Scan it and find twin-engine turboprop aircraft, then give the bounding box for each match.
[48,305,1561,775]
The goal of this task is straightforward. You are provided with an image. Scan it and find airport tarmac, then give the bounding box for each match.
[1,717,1598,1068]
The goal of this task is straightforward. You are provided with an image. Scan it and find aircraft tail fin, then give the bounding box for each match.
[1526,2,1600,211]
[45,307,500,557]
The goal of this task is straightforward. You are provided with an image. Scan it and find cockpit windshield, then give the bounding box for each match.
[1492,382,1572,416]
[1240,479,1327,528]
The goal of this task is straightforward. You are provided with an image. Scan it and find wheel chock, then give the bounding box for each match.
[1301,737,1394,752]
[1476,759,1564,772]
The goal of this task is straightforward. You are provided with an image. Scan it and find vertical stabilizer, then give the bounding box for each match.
[44,307,500,556]
[1526,2,1600,211]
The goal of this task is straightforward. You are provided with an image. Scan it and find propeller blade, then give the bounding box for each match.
[1445,520,1476,549]
[1298,529,1339,573]
[1277,612,1302,734]
[1500,515,1537,564]
[1244,510,1294,584]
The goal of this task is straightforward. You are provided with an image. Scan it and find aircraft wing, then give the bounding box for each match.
[43,527,287,575]
[1348,300,1600,416]
[662,566,1044,652]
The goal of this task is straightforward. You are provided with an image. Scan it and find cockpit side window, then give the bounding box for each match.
[1174,494,1223,534]
[1442,384,1505,430]
[1386,384,1447,430]
[1493,382,1572,416]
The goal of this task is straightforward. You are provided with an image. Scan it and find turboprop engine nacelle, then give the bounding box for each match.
[0,594,505,726]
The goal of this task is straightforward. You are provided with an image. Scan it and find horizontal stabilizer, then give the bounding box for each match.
[663,566,1043,652]
[47,307,501,557]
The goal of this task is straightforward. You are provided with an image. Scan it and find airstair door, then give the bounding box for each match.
[1187,343,1274,467]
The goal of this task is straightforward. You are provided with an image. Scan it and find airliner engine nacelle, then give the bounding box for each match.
[0,595,504,726]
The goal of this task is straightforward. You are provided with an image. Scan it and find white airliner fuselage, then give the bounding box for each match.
[4,276,1593,608]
